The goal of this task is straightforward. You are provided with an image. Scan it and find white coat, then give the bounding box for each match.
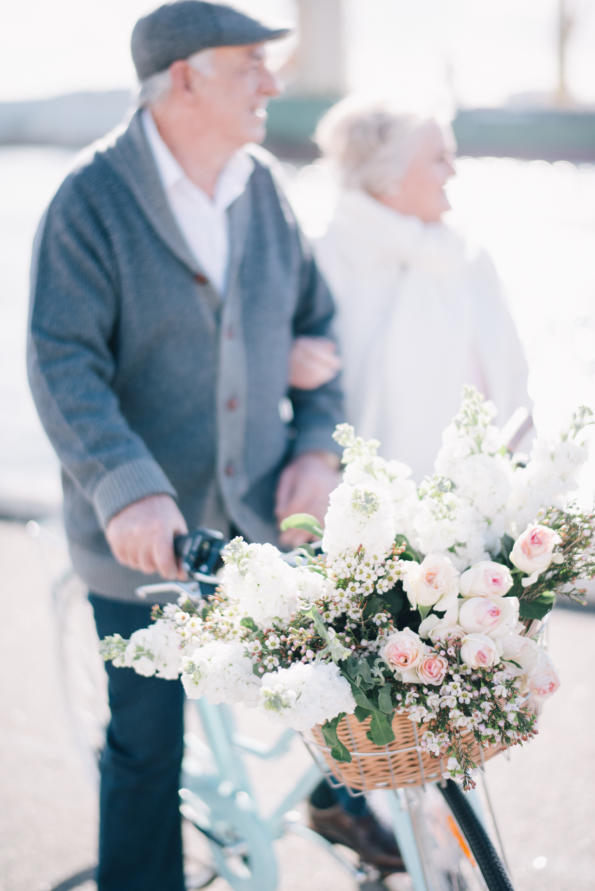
[315,188,531,479]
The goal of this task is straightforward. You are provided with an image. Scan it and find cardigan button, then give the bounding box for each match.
[194,272,209,285]
[226,396,238,411]
[225,324,235,339]
[224,461,235,477]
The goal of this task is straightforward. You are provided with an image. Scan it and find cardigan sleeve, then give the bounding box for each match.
[27,177,176,528]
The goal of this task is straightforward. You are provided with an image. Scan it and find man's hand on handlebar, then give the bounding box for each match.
[105,494,188,580]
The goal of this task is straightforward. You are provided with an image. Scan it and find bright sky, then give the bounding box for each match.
[3,0,595,106]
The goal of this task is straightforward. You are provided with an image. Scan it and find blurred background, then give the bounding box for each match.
[1,0,594,519]
[1,4,595,890]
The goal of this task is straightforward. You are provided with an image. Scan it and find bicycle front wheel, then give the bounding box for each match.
[383,781,513,891]
[437,780,513,891]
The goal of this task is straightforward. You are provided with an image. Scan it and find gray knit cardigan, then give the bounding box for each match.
[27,111,344,601]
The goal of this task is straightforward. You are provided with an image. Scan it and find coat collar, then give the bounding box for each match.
[326,188,467,276]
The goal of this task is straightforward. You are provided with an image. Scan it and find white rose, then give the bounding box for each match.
[402,554,460,612]
[458,596,519,638]
[510,524,561,576]
[459,561,514,598]
[419,606,464,643]
[460,633,501,669]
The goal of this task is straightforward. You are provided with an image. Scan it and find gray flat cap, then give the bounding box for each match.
[131,1,291,80]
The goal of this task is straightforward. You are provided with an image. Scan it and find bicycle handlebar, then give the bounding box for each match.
[173,528,226,582]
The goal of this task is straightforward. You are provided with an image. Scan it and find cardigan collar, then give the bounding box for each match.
[100,110,254,306]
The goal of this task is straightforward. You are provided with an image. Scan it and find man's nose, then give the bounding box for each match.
[260,67,282,97]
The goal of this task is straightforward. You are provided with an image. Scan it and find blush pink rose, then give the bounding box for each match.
[458,596,519,637]
[528,652,560,700]
[403,554,460,611]
[460,633,501,669]
[510,525,561,576]
[416,652,449,686]
[459,561,514,598]
[382,629,426,672]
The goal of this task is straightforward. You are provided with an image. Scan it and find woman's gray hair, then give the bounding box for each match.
[137,48,214,108]
[314,96,435,195]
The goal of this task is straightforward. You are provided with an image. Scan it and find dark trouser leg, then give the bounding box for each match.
[89,594,186,891]
[309,778,369,816]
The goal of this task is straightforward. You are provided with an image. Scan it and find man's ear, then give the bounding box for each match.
[169,60,196,98]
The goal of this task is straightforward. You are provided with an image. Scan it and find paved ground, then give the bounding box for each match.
[1,518,594,891]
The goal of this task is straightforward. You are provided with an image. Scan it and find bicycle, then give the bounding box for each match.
[38,521,516,891]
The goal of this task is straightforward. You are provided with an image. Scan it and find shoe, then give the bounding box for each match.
[307,801,405,874]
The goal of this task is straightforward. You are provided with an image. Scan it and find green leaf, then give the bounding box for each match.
[353,658,374,685]
[240,617,258,631]
[363,595,383,621]
[352,686,377,712]
[354,706,370,722]
[280,513,323,538]
[519,591,556,620]
[394,534,422,562]
[417,604,431,621]
[383,584,406,619]
[320,715,352,763]
[368,711,395,746]
[377,684,393,715]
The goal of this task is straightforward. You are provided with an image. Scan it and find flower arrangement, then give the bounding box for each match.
[100,388,595,788]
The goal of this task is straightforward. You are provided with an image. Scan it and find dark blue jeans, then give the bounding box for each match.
[89,594,186,891]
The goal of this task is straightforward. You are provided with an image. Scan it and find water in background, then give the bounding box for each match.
[2,146,594,514]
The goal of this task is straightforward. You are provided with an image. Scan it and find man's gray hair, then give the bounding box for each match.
[314,96,436,196]
[137,48,214,108]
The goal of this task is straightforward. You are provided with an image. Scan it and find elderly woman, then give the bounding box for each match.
[292,97,531,478]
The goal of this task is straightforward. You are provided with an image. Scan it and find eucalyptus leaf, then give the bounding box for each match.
[377,684,393,715]
[368,711,395,746]
[279,513,323,538]
[519,592,556,620]
[240,617,258,631]
[321,715,352,763]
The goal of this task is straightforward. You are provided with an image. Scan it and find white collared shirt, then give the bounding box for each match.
[142,109,254,294]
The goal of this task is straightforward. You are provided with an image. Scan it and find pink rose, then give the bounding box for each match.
[416,652,448,686]
[403,554,460,611]
[458,596,519,637]
[528,651,560,700]
[460,633,501,669]
[382,629,426,672]
[459,561,514,598]
[510,525,561,576]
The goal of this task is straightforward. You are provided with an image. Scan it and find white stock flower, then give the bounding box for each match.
[460,633,501,669]
[124,620,183,680]
[220,539,301,626]
[322,481,396,561]
[181,640,259,704]
[402,554,460,612]
[259,662,356,731]
[459,561,514,598]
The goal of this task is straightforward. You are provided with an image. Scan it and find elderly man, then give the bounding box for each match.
[28,2,401,888]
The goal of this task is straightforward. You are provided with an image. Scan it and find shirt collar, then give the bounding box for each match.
[142,108,254,210]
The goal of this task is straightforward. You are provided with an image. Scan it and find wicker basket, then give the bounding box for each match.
[305,712,506,791]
